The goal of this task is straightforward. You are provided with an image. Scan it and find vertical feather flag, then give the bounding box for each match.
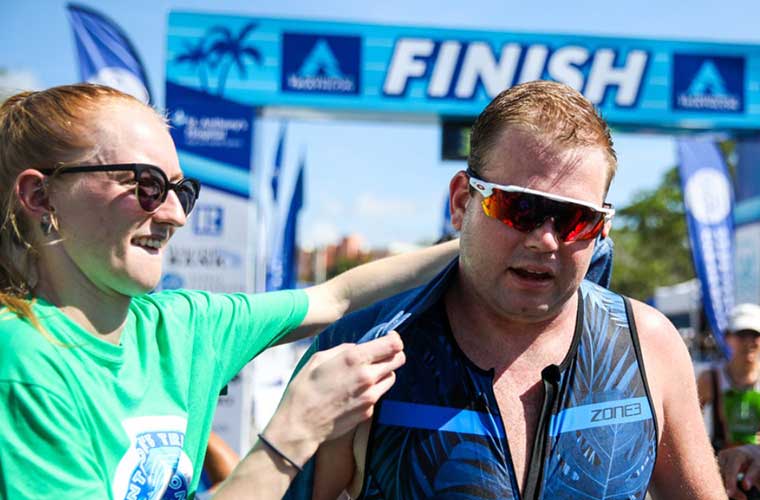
[279,155,305,290]
[266,134,305,292]
[66,4,152,103]
[677,138,735,357]
[271,123,287,202]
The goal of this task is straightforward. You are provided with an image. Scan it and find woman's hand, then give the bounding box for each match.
[262,332,405,467]
[213,333,405,499]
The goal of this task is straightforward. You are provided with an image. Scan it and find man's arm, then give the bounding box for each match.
[313,430,358,500]
[279,239,457,344]
[631,300,726,499]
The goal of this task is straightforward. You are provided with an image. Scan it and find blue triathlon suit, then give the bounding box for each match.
[285,259,658,500]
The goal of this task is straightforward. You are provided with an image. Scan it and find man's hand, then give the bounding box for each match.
[720,445,760,500]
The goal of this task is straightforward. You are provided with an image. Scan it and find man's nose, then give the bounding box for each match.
[523,218,560,251]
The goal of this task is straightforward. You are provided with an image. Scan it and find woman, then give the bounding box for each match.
[0,84,457,499]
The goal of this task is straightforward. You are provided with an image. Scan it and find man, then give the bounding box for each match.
[698,303,760,451]
[712,304,760,500]
[719,444,760,499]
[285,81,724,499]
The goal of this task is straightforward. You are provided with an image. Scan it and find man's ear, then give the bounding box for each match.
[601,219,612,239]
[449,171,471,231]
[15,169,52,221]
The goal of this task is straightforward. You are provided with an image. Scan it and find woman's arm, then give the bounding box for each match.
[212,332,405,499]
[280,239,458,344]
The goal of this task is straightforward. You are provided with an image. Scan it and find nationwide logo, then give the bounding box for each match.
[673,54,745,113]
[282,33,361,95]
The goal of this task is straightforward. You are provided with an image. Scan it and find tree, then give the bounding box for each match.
[611,166,695,301]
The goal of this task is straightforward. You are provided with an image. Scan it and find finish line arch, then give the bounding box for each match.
[161,12,760,452]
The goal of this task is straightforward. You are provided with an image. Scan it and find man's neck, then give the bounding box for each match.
[444,275,578,372]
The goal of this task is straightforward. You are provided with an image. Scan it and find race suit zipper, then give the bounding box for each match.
[521,364,561,500]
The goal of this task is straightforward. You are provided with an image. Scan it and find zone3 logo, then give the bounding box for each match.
[590,401,642,422]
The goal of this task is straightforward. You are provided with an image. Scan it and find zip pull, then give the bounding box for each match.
[357,310,411,344]
[523,364,561,500]
[542,364,561,387]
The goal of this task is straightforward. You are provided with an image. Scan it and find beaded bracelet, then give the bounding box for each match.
[257,433,304,473]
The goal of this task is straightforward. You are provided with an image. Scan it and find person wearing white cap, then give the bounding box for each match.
[698,303,760,454]
[708,304,760,499]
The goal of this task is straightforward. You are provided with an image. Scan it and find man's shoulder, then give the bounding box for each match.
[581,281,682,349]
[625,297,688,368]
[314,286,423,350]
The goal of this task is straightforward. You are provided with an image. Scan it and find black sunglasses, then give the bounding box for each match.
[39,163,201,215]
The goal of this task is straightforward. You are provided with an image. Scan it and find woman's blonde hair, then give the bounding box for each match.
[0,83,146,327]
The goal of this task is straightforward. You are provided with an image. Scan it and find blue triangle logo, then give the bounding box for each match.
[298,40,344,78]
[686,60,728,97]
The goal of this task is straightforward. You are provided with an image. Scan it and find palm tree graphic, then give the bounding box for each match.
[207,22,263,96]
[173,39,211,91]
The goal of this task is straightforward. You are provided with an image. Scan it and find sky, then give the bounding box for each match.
[4,0,760,248]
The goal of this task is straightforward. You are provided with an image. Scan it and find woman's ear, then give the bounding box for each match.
[16,169,52,221]
[449,171,471,231]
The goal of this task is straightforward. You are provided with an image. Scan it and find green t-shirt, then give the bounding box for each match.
[0,289,308,499]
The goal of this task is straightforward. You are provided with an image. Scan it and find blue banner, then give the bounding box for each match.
[67,4,152,103]
[439,192,457,241]
[677,139,735,357]
[267,154,305,291]
[271,123,287,202]
[168,12,760,131]
[165,82,254,197]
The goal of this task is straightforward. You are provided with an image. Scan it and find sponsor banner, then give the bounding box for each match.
[677,139,736,357]
[211,369,254,457]
[736,138,760,205]
[250,342,310,434]
[160,186,251,293]
[166,82,254,197]
[735,223,760,305]
[168,11,760,130]
[166,82,254,170]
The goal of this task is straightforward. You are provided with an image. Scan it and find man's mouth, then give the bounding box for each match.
[509,266,554,281]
